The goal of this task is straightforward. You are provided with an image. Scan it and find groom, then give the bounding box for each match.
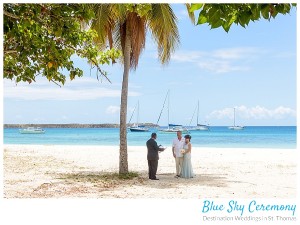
[172,131,184,178]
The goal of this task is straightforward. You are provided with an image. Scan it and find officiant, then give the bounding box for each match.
[146,133,165,180]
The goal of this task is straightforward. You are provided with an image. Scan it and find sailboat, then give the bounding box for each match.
[157,90,189,134]
[228,107,245,130]
[188,100,209,131]
[128,101,149,132]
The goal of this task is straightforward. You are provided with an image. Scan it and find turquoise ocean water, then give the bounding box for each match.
[3,126,296,149]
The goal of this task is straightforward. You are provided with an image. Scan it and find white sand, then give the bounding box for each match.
[3,144,297,198]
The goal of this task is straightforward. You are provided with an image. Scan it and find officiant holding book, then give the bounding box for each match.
[146,133,165,180]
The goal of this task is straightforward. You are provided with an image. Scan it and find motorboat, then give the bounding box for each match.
[19,127,45,134]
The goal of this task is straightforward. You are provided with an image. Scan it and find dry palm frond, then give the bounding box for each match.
[185,3,196,25]
[127,12,147,69]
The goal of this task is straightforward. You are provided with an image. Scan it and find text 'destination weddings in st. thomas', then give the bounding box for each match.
[200,199,297,223]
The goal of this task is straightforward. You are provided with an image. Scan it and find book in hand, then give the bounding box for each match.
[158,145,166,152]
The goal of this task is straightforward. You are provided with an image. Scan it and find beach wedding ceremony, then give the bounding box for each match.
[2,4,298,223]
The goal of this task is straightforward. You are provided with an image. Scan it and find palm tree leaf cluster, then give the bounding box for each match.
[90,4,180,69]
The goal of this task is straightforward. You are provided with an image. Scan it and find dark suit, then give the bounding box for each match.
[146,138,160,179]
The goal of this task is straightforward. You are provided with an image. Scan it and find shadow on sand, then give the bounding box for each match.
[52,170,229,190]
[23,170,233,198]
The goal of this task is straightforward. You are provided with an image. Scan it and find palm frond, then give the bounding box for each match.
[90,4,112,49]
[185,3,196,25]
[127,12,147,69]
[148,4,180,64]
[91,3,180,67]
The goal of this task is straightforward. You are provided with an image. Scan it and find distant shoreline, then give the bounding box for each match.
[3,124,296,128]
[3,123,158,128]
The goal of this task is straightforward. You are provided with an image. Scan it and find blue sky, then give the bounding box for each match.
[3,4,297,126]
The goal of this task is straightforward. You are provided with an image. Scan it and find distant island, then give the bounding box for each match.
[4,123,158,128]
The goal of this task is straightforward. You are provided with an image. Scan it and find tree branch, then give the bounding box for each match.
[89,58,112,83]
[69,46,112,83]
[50,79,62,87]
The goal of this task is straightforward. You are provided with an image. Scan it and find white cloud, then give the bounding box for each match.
[171,47,261,73]
[172,51,204,62]
[3,77,140,101]
[106,106,120,114]
[198,60,249,73]
[207,105,296,120]
[212,47,259,60]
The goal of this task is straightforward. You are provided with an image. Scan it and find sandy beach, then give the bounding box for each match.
[3,144,297,198]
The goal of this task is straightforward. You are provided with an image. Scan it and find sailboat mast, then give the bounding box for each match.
[233,108,236,127]
[137,101,139,126]
[128,102,137,124]
[188,102,197,127]
[197,100,199,125]
[168,91,170,129]
[156,90,169,125]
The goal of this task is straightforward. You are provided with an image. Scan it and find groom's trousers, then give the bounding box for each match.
[175,157,184,176]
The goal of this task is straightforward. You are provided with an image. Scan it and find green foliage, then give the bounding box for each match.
[190,3,296,32]
[3,4,122,85]
[124,4,152,17]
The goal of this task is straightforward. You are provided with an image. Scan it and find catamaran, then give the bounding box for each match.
[128,101,149,132]
[157,90,189,134]
[228,108,245,130]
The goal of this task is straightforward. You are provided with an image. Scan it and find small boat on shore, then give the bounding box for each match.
[19,127,45,134]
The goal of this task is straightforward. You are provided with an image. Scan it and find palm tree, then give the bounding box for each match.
[90,4,194,174]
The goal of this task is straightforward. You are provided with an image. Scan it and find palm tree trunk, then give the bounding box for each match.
[119,22,131,174]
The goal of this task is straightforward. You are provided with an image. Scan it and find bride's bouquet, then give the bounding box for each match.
[180,149,185,154]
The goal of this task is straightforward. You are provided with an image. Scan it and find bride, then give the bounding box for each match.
[180,134,194,178]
